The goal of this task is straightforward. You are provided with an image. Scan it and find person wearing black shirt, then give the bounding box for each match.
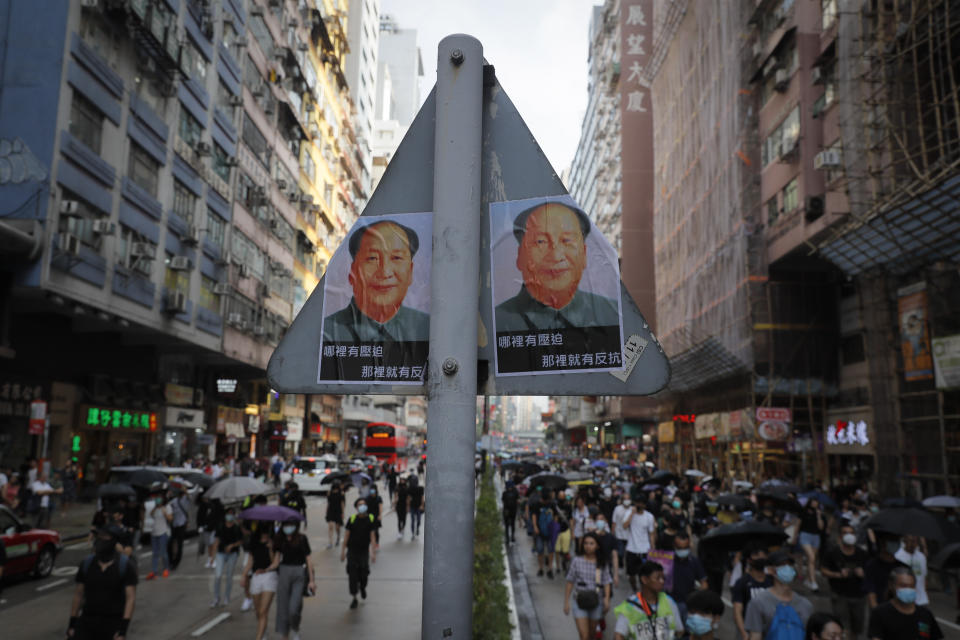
[326,482,346,549]
[732,543,773,640]
[241,529,277,640]
[68,525,138,640]
[211,508,243,607]
[501,480,520,544]
[274,520,314,639]
[282,482,307,528]
[864,535,908,609]
[867,566,943,640]
[367,486,383,545]
[408,475,425,539]
[394,476,410,540]
[387,466,398,501]
[797,498,825,591]
[342,497,378,609]
[598,486,617,526]
[593,513,620,587]
[108,509,134,557]
[821,523,868,638]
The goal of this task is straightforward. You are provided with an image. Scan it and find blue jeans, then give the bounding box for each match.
[151,533,169,573]
[410,508,422,535]
[214,551,239,602]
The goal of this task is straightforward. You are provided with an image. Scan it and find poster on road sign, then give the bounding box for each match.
[317,212,433,384]
[489,195,624,376]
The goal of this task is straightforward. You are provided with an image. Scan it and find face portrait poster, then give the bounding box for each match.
[490,195,624,376]
[318,212,432,384]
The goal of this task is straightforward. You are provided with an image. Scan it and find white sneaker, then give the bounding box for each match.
[210,599,219,608]
[398,533,403,540]
[241,597,253,611]
[291,632,301,640]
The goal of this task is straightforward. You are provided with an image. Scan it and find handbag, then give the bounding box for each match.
[575,565,602,610]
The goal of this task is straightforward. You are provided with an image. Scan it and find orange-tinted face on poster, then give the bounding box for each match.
[349,222,415,322]
[516,203,587,309]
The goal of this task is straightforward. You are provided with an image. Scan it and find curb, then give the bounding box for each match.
[494,475,543,640]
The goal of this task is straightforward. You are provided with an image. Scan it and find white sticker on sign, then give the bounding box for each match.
[610,334,648,382]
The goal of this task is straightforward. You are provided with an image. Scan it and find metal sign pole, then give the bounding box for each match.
[421,34,484,640]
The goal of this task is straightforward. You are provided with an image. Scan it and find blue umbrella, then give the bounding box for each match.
[591,460,608,468]
[799,491,836,510]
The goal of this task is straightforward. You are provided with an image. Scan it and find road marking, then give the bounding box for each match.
[36,578,68,592]
[938,616,960,632]
[53,566,78,576]
[139,552,151,559]
[190,612,230,636]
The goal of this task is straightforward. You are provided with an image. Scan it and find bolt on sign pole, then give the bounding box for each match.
[421,35,484,640]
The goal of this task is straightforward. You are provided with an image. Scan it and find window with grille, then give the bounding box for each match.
[179,108,203,148]
[58,189,103,251]
[127,143,159,197]
[172,180,197,225]
[212,143,231,182]
[116,226,154,277]
[782,178,799,213]
[69,92,103,154]
[199,275,221,312]
[207,212,225,247]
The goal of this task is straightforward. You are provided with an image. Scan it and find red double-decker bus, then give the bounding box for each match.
[365,422,409,469]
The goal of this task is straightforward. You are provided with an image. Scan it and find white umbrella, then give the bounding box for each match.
[923,495,960,509]
[205,476,269,501]
[684,469,708,478]
[733,480,754,490]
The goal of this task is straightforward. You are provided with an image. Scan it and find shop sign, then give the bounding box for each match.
[286,417,303,442]
[932,335,960,390]
[757,421,790,441]
[672,413,696,423]
[217,406,244,437]
[164,406,204,429]
[826,420,870,447]
[217,378,238,393]
[28,401,46,435]
[164,383,194,406]
[897,282,933,382]
[694,413,719,439]
[756,407,791,423]
[83,405,157,431]
[0,381,44,418]
[657,421,675,443]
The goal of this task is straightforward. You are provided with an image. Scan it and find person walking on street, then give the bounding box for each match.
[367,485,383,545]
[668,532,707,624]
[61,461,78,514]
[326,481,346,549]
[145,493,172,580]
[796,497,825,591]
[167,490,190,570]
[501,480,519,545]
[866,566,943,640]
[241,527,277,640]
[341,496,378,609]
[563,532,612,640]
[864,534,908,609]
[744,550,813,640]
[532,488,559,579]
[732,542,773,640]
[282,481,307,529]
[68,525,137,640]
[274,520,315,640]
[612,494,631,574]
[685,589,726,640]
[805,612,844,640]
[623,496,656,591]
[408,474,425,539]
[394,475,409,540]
[821,522,868,639]
[210,507,243,607]
[894,535,929,607]
[612,560,683,639]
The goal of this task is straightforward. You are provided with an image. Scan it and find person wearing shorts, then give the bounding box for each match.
[564,533,612,640]
[622,498,656,591]
[242,529,277,640]
[797,498,825,591]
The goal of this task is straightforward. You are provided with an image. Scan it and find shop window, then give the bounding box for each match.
[127,143,159,198]
[69,92,104,154]
[172,180,196,225]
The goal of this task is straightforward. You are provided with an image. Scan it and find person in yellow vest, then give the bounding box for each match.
[613,560,684,640]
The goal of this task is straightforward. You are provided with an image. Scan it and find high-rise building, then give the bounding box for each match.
[343,0,380,200]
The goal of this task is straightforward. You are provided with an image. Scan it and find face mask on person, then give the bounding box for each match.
[870,505,880,513]
[358,504,368,514]
[595,520,608,533]
[672,500,682,509]
[95,539,115,562]
[604,488,612,498]
[885,540,900,554]
[842,533,857,546]
[225,514,235,523]
[282,525,297,535]
[675,548,690,559]
[896,587,917,604]
[775,565,797,584]
[155,497,163,506]
[622,499,631,506]
[369,489,376,496]
[685,613,713,636]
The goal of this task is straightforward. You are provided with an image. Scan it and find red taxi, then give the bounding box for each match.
[0,505,62,578]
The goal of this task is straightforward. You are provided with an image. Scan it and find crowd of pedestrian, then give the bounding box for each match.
[499,457,954,640]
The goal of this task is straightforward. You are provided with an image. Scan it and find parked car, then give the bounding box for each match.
[286,456,339,494]
[0,505,61,579]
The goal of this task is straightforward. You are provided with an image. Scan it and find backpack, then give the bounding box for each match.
[80,553,130,580]
[537,507,554,538]
[764,602,805,640]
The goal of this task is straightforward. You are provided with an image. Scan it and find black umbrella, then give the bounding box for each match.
[758,479,802,495]
[648,470,680,485]
[126,468,168,488]
[523,473,568,491]
[931,542,960,570]
[881,496,923,509]
[321,471,351,486]
[698,520,789,554]
[716,493,753,511]
[97,483,137,499]
[180,472,214,488]
[862,507,950,541]
[756,491,802,513]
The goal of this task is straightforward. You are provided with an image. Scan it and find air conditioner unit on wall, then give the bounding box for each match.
[59,233,81,256]
[213,282,232,295]
[92,220,116,235]
[60,200,80,216]
[166,291,188,313]
[229,95,244,106]
[169,256,192,270]
[131,243,156,259]
[237,264,249,278]
[195,142,212,156]
[183,226,200,245]
[774,69,790,91]
[811,67,825,85]
[814,149,842,170]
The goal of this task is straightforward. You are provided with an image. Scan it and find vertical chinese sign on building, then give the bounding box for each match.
[619,0,655,329]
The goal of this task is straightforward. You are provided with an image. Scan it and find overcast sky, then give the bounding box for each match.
[380,0,597,176]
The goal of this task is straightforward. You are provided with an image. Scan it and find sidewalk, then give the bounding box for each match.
[34,500,98,542]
